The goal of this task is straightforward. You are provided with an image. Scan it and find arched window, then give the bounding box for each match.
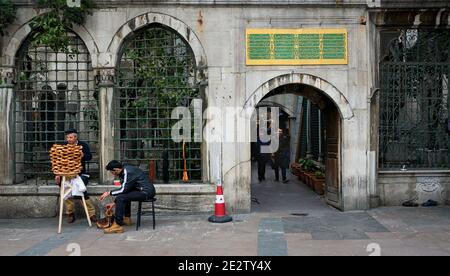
[116,24,202,183]
[15,32,99,184]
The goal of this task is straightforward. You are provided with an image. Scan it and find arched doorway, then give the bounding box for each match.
[246,74,353,211]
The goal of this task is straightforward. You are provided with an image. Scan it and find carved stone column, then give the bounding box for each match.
[96,68,116,184]
[0,66,15,184]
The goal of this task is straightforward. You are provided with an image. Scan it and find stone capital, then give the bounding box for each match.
[95,68,115,87]
[0,66,15,87]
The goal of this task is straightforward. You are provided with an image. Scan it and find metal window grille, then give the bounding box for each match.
[379,29,450,169]
[116,25,202,183]
[14,32,99,184]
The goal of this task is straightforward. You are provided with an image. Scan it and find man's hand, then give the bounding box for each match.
[55,176,61,186]
[99,191,110,202]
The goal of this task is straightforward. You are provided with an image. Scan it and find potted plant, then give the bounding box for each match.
[295,158,306,182]
[312,169,325,195]
[290,162,301,177]
[302,159,315,188]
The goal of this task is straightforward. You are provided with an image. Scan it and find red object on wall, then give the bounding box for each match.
[149,160,156,183]
[182,141,189,183]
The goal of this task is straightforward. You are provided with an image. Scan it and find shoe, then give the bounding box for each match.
[123,216,132,226]
[103,221,124,234]
[67,213,76,224]
[402,200,418,207]
[422,200,438,207]
[96,217,113,229]
[282,179,289,183]
[274,179,279,182]
[89,215,98,223]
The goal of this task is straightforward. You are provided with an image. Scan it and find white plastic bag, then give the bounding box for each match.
[68,176,87,197]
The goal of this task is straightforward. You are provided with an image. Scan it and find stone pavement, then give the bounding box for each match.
[1,168,450,256]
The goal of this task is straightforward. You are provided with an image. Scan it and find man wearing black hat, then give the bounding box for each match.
[98,160,156,234]
[55,128,97,223]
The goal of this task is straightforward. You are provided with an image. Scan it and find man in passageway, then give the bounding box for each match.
[256,126,271,182]
[272,128,290,183]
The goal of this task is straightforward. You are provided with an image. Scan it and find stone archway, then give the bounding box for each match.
[12,28,99,185]
[106,13,211,184]
[106,12,207,68]
[3,20,99,67]
[244,73,354,120]
[256,101,295,117]
[241,73,357,211]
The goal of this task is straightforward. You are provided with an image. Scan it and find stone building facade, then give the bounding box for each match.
[1,0,449,217]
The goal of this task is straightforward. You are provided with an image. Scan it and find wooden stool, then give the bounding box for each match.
[136,198,156,231]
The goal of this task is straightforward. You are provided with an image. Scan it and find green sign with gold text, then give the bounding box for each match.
[246,29,348,65]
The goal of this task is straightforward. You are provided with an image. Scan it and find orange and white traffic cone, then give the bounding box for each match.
[208,180,233,223]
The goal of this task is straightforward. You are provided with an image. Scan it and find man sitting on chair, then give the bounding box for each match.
[55,128,97,223]
[98,160,156,234]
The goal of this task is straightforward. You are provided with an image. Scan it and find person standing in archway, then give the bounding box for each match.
[272,129,290,183]
[256,126,271,182]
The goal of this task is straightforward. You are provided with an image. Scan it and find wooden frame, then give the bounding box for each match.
[58,176,92,234]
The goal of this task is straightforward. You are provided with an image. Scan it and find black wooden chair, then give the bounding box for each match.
[136,197,156,231]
